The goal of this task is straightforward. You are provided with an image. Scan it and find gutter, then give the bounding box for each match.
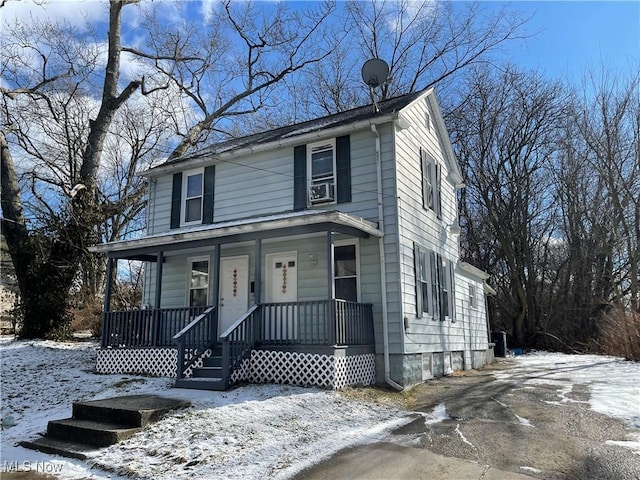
[371,123,404,392]
[145,113,403,177]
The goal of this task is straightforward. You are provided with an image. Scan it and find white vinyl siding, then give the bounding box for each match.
[395,94,464,354]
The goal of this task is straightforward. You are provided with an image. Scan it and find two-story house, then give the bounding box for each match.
[90,88,495,391]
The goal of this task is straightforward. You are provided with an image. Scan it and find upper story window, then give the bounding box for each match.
[170,166,215,230]
[308,140,336,205]
[182,169,204,225]
[420,148,442,219]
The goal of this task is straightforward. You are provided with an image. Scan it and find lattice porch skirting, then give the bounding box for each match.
[243,350,376,389]
[96,348,376,390]
[96,348,178,377]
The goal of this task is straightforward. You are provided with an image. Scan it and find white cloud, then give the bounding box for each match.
[2,0,109,29]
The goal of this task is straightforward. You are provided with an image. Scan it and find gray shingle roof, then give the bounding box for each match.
[164,89,426,166]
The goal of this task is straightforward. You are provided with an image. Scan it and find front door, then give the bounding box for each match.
[265,252,298,340]
[219,255,249,336]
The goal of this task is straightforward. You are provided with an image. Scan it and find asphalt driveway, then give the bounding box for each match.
[296,359,640,480]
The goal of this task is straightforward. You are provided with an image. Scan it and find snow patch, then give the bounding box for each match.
[1,338,408,479]
[419,402,450,426]
[455,423,474,447]
[520,466,542,474]
[514,414,534,427]
[494,351,640,430]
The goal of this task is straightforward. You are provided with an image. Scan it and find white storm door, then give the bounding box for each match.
[219,255,249,336]
[265,252,298,341]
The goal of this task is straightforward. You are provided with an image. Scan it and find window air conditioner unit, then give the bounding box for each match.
[309,182,335,203]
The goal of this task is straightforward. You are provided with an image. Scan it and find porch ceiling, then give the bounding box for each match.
[89,210,382,260]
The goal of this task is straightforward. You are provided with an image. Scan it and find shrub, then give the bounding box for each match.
[596,305,640,361]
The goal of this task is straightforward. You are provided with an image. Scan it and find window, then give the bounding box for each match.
[171,166,214,229]
[420,149,442,219]
[308,140,336,204]
[334,241,359,302]
[188,257,209,307]
[414,243,455,321]
[418,249,430,313]
[469,284,477,308]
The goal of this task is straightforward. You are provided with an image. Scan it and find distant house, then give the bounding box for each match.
[89,88,495,391]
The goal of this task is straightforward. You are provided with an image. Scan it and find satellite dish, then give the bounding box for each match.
[361,58,389,88]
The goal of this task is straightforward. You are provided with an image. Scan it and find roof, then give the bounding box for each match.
[150,90,426,172]
[88,210,383,257]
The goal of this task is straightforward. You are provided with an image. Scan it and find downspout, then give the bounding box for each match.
[371,123,404,391]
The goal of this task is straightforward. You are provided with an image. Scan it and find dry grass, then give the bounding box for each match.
[597,305,640,361]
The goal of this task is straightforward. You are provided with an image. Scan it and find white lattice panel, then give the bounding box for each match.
[96,348,177,377]
[334,354,376,389]
[249,350,376,389]
[230,358,250,384]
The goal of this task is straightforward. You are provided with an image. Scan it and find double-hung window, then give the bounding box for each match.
[415,243,455,321]
[469,284,477,308]
[420,148,442,219]
[182,169,204,225]
[188,257,210,307]
[308,140,336,204]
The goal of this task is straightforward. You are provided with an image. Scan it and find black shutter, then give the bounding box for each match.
[170,172,183,229]
[336,135,351,203]
[293,145,307,211]
[202,165,215,224]
[414,242,423,318]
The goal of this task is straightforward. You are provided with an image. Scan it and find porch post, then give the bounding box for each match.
[101,257,116,348]
[152,251,164,346]
[154,251,164,309]
[327,231,335,298]
[212,245,221,338]
[327,231,336,344]
[103,257,115,313]
[254,238,262,304]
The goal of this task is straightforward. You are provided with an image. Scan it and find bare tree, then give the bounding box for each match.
[448,65,565,347]
[292,0,531,118]
[0,0,335,338]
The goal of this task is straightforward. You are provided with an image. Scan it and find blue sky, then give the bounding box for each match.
[2,0,638,85]
[481,1,639,81]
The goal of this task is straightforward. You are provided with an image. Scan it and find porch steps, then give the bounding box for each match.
[173,345,228,390]
[20,394,191,459]
[174,377,227,391]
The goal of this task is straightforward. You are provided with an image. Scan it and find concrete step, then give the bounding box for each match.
[21,395,191,457]
[73,394,191,427]
[174,377,226,391]
[19,436,100,460]
[47,418,143,447]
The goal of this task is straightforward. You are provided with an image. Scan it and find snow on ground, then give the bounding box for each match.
[494,351,640,452]
[0,337,408,479]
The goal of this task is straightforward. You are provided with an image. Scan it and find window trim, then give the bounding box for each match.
[307,139,337,206]
[334,239,360,302]
[469,284,477,309]
[420,148,443,219]
[181,168,205,226]
[414,243,455,322]
[186,255,211,307]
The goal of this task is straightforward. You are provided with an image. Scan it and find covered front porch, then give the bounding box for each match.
[91,211,382,390]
